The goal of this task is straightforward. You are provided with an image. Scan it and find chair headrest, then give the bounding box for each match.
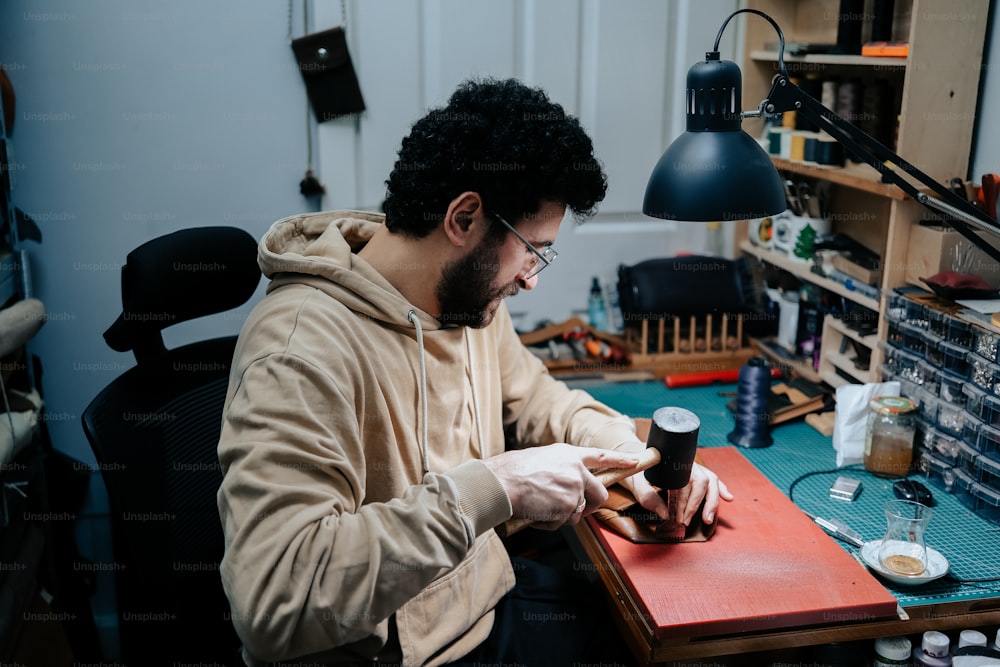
[103,226,261,357]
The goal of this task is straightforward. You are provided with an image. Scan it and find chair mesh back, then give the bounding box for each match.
[82,337,242,664]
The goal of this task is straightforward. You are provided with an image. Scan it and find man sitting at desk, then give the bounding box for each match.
[217,77,732,667]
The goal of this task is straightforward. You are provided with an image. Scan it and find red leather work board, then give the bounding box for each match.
[587,446,899,640]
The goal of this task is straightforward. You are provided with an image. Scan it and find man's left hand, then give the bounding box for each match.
[618,461,733,527]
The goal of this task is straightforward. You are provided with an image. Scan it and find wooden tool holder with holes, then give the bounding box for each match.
[624,313,757,377]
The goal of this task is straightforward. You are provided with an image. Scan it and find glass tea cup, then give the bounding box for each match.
[878,499,933,576]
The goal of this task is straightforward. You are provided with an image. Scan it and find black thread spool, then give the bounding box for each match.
[727,357,774,448]
[871,0,896,43]
[832,0,865,55]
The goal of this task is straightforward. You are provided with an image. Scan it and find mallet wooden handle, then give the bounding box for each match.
[500,447,662,537]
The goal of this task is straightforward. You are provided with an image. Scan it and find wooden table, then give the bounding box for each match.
[569,380,1000,664]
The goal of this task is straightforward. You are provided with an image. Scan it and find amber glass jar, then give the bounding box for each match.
[865,397,917,478]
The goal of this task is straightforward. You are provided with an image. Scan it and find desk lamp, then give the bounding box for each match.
[643,8,1000,263]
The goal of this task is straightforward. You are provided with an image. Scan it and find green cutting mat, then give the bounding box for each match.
[571,379,1000,607]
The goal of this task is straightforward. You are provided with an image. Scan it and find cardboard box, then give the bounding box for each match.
[905,223,1000,288]
[831,252,882,286]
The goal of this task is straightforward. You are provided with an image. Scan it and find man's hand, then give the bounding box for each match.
[484,444,640,530]
[618,457,734,527]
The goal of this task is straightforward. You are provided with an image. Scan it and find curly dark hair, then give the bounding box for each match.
[382,78,607,237]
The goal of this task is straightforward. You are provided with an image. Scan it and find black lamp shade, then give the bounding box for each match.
[643,55,786,222]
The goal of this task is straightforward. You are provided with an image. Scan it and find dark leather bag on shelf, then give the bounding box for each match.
[291,26,366,122]
[617,255,756,320]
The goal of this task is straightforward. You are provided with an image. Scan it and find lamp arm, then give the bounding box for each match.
[713,9,788,78]
[763,75,1000,264]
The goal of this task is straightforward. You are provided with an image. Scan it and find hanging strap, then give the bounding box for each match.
[288,0,348,40]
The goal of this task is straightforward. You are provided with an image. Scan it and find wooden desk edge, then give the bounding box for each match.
[573,521,1000,665]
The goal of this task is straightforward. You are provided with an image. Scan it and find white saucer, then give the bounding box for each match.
[859,540,950,586]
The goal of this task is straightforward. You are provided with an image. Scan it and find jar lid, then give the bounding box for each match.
[921,630,951,657]
[869,396,917,415]
[874,636,911,660]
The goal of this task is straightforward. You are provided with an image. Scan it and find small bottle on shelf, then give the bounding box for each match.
[587,276,607,331]
[957,629,988,649]
[912,630,952,666]
[873,636,912,667]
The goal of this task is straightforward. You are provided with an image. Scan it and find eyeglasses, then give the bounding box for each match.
[489,211,558,279]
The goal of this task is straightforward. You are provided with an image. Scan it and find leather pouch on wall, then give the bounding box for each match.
[291,26,366,122]
[593,486,716,544]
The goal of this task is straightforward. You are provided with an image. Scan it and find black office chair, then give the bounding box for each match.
[81,226,261,665]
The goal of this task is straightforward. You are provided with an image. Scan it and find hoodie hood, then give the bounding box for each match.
[259,209,441,331]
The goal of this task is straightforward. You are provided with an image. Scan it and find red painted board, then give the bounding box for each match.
[587,446,899,640]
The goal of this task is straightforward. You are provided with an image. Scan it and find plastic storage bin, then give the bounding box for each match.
[919,450,954,492]
[942,316,972,348]
[935,397,965,438]
[974,421,1000,462]
[886,291,908,321]
[975,455,1000,490]
[921,425,962,466]
[962,383,1000,427]
[903,299,929,327]
[963,413,984,451]
[922,328,945,367]
[879,341,903,376]
[972,482,1000,526]
[899,321,927,357]
[955,439,980,478]
[938,339,971,376]
[936,369,966,404]
[951,468,978,512]
[972,325,1000,364]
[968,351,1000,395]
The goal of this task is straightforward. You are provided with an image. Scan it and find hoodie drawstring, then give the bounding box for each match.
[407,310,430,474]
[465,329,485,454]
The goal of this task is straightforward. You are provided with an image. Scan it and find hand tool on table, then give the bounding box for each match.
[501,407,701,538]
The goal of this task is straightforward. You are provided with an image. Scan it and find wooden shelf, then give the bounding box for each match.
[739,240,880,311]
[823,315,878,349]
[770,159,908,200]
[818,315,875,386]
[753,337,822,384]
[750,49,907,69]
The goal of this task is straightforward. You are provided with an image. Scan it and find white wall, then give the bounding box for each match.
[0,0,319,650]
[313,0,741,330]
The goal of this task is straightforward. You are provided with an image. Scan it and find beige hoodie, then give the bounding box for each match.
[217,211,640,666]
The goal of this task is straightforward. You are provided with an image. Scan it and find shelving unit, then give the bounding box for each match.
[737,0,989,385]
[818,315,878,386]
[740,240,879,311]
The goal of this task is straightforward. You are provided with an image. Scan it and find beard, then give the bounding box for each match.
[436,233,520,328]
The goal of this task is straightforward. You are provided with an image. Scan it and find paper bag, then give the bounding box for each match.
[833,381,900,466]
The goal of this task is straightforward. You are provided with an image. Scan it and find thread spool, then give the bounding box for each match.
[821,78,840,111]
[768,126,790,156]
[816,133,845,167]
[803,132,820,163]
[833,0,865,55]
[727,357,774,448]
[790,132,807,161]
[797,75,823,133]
[862,78,895,147]
[871,0,896,43]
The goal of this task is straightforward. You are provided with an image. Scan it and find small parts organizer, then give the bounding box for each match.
[881,289,1000,526]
